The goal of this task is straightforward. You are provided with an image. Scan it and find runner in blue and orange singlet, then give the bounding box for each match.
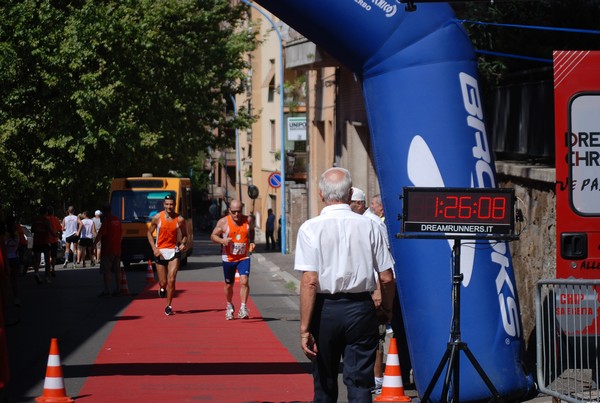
[210,199,255,320]
[147,195,188,316]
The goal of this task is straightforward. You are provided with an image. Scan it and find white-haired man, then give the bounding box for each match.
[295,168,395,402]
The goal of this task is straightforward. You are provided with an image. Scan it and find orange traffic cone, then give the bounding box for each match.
[374,338,411,402]
[146,260,155,283]
[36,338,74,403]
[120,268,130,295]
[234,270,240,283]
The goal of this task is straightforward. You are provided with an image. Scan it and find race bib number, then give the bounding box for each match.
[231,242,247,255]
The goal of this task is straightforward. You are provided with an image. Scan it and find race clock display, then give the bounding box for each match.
[402,187,515,235]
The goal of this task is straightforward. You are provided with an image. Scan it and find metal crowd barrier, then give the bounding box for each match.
[536,279,600,403]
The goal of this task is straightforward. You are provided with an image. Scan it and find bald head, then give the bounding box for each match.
[319,167,352,204]
[228,199,243,223]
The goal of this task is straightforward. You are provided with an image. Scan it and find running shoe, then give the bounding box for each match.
[238,305,249,319]
[225,304,234,320]
[158,287,166,298]
[63,260,68,268]
[165,305,173,316]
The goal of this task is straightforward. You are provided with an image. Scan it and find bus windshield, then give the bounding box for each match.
[111,190,176,222]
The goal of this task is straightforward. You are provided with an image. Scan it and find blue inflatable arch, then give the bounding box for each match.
[253,1,535,401]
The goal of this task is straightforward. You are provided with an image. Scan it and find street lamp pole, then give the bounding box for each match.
[229,95,243,207]
[241,0,287,254]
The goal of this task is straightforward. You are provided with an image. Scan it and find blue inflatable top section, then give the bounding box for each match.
[253,2,473,76]
[254,1,535,401]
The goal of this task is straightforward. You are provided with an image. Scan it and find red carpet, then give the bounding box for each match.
[78,282,313,402]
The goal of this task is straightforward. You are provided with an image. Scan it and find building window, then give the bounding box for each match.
[270,120,276,152]
[265,59,276,103]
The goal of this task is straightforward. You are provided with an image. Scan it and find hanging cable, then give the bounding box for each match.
[455,19,600,36]
[474,49,552,63]
[454,19,600,63]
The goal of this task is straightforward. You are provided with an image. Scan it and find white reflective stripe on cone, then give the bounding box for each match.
[382,376,404,388]
[47,355,61,366]
[44,376,66,389]
[385,354,399,366]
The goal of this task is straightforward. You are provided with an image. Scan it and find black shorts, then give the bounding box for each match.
[65,234,80,243]
[154,251,181,266]
[79,238,93,247]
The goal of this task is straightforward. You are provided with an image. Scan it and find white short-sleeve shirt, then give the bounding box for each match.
[294,203,394,294]
[364,208,392,252]
[63,214,79,237]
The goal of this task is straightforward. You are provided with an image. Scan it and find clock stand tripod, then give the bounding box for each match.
[420,237,504,403]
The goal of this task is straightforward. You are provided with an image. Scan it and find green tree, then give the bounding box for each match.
[0,0,257,220]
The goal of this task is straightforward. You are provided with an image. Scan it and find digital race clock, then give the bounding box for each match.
[402,187,515,235]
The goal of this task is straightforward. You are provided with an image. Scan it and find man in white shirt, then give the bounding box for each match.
[295,167,395,403]
[62,206,82,268]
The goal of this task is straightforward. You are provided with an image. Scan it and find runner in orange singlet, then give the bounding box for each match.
[147,195,188,316]
[210,199,255,320]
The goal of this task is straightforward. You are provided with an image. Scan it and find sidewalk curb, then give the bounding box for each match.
[253,253,301,294]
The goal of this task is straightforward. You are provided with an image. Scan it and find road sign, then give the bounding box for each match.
[268,172,282,188]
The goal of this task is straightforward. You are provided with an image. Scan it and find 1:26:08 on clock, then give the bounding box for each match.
[401,187,515,235]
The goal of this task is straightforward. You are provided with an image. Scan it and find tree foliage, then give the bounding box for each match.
[0,0,257,220]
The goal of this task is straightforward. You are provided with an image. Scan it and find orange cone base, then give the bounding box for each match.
[36,395,74,403]
[374,394,412,402]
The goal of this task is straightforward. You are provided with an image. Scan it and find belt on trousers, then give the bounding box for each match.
[317,292,371,301]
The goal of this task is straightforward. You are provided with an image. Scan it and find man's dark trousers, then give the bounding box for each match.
[311,293,378,403]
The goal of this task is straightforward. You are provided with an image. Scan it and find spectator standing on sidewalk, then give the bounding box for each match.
[5,214,22,305]
[265,209,276,251]
[62,206,82,268]
[295,167,395,403]
[371,194,385,221]
[15,215,27,275]
[371,192,413,388]
[46,206,62,277]
[92,210,102,264]
[147,195,188,316]
[94,206,122,297]
[349,187,394,394]
[32,206,52,284]
[210,199,255,320]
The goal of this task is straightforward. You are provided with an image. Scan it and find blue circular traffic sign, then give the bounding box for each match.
[268,172,282,188]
